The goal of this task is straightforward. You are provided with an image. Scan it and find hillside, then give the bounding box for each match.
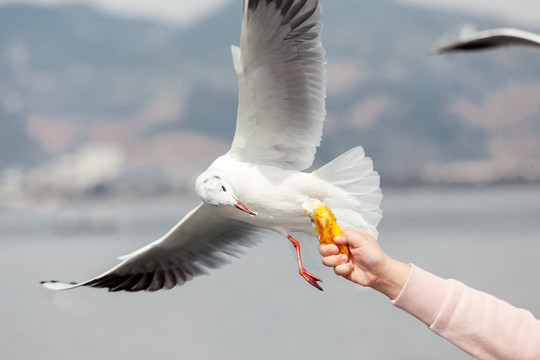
[1,1,539,198]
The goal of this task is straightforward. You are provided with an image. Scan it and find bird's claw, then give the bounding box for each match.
[300,270,323,291]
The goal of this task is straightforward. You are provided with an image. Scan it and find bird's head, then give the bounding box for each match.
[195,173,257,216]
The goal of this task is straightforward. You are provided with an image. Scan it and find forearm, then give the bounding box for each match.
[393,265,540,359]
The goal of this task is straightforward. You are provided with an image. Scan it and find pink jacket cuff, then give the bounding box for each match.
[391,264,450,326]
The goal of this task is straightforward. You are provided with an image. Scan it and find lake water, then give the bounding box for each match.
[1,186,539,360]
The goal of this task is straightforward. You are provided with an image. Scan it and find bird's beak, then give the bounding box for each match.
[233,196,257,216]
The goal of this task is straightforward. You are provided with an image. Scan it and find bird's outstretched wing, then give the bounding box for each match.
[41,204,260,292]
[228,0,326,171]
[431,26,540,55]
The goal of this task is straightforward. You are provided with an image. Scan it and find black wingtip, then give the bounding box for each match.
[40,280,57,284]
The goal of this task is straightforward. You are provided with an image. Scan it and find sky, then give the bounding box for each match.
[0,0,231,26]
[0,0,539,27]
[397,0,540,28]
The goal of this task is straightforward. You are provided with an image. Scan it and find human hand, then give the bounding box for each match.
[318,228,410,300]
[319,228,387,286]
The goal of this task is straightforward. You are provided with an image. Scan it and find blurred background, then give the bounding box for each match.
[1,0,539,359]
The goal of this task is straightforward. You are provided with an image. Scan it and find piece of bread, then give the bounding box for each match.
[302,200,349,256]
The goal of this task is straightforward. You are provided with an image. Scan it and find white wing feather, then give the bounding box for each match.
[41,0,327,293]
[228,0,326,170]
[41,204,260,292]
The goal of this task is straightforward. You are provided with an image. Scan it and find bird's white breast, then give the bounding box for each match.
[207,155,333,235]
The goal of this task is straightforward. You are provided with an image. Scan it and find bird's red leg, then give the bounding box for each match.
[287,235,323,291]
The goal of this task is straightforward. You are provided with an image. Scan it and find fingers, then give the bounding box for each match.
[318,243,338,256]
[334,262,354,277]
[319,243,354,279]
[319,243,349,271]
[321,253,348,267]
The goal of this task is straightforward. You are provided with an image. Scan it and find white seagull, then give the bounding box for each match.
[430,26,540,55]
[42,0,382,292]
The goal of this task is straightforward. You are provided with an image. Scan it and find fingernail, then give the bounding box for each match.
[339,254,348,263]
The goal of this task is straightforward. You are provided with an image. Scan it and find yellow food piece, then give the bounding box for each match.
[303,200,349,257]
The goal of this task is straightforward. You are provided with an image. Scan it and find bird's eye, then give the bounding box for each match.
[221,186,227,192]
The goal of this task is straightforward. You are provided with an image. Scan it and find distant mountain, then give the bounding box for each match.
[1,1,539,193]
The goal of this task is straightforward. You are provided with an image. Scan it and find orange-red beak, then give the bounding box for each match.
[233,196,257,216]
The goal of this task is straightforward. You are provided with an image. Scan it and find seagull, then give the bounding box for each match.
[41,0,382,292]
[430,26,540,55]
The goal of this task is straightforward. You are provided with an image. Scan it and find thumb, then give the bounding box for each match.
[333,233,348,245]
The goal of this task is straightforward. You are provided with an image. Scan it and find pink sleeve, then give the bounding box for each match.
[392,264,540,359]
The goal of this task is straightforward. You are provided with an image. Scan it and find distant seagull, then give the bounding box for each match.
[41,0,382,292]
[430,25,540,55]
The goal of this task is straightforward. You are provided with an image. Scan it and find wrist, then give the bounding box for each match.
[370,257,411,300]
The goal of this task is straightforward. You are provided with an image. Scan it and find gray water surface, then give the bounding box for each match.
[2,187,539,359]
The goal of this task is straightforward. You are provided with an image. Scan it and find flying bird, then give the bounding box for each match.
[41,0,382,292]
[430,26,540,55]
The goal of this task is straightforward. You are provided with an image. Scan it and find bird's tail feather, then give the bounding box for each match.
[314,146,383,238]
